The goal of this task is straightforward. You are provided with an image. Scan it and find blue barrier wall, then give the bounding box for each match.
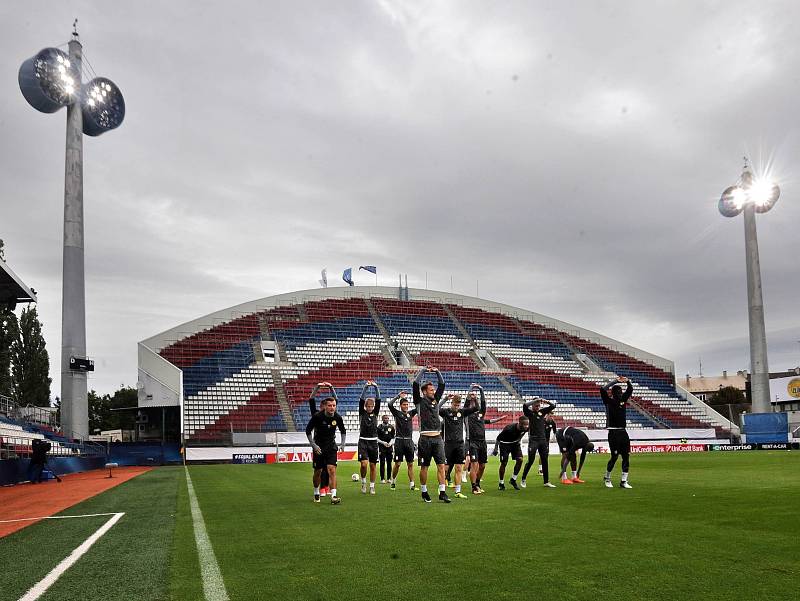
[743,412,789,443]
[0,456,106,486]
[108,442,182,466]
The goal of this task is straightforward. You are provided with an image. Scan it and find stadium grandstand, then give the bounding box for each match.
[138,286,737,457]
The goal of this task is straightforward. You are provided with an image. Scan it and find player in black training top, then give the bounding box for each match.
[307,383,336,496]
[601,376,634,489]
[388,391,417,490]
[357,381,381,495]
[556,426,594,483]
[305,392,346,504]
[439,393,480,499]
[465,385,504,494]
[492,416,529,490]
[412,366,451,503]
[538,415,558,477]
[521,397,557,488]
[377,414,395,484]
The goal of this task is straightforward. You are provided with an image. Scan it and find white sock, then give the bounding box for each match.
[461,473,468,482]
[314,487,320,495]
[438,484,445,492]
[409,481,415,489]
[605,471,611,480]
[560,472,566,479]
[370,481,375,489]
[421,484,427,493]
[455,485,461,493]
[621,472,628,482]
[499,479,504,485]
[510,474,517,481]
[331,488,337,497]
[361,477,366,485]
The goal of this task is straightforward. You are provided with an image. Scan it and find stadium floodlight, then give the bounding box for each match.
[18,47,80,113]
[718,163,781,414]
[18,22,125,440]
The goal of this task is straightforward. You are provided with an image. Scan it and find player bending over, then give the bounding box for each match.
[492,416,529,490]
[388,391,417,490]
[521,397,557,488]
[601,376,633,489]
[306,394,346,504]
[308,383,336,496]
[440,393,480,499]
[413,366,451,503]
[556,426,594,483]
[377,414,395,484]
[358,381,381,495]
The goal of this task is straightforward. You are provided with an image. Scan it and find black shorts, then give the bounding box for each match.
[394,439,414,463]
[469,440,488,464]
[499,441,523,462]
[417,435,446,467]
[313,445,338,470]
[608,429,630,455]
[528,439,549,459]
[358,439,379,463]
[445,442,465,465]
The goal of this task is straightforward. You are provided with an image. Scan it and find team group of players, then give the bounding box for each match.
[305,366,635,504]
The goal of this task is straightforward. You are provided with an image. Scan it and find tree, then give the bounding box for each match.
[88,386,137,433]
[0,237,5,260]
[710,386,746,406]
[0,307,18,398]
[11,306,51,406]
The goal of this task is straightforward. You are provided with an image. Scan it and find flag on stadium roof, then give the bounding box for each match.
[342,268,354,286]
[359,265,377,274]
[319,268,328,288]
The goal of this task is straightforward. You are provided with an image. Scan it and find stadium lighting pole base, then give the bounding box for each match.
[60,35,88,440]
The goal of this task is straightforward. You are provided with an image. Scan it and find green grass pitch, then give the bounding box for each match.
[1,452,798,601]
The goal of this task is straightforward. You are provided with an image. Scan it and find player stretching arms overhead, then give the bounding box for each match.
[308,383,336,496]
[521,397,557,488]
[556,426,594,483]
[413,366,451,503]
[465,385,504,494]
[358,381,381,495]
[440,393,480,499]
[388,391,417,491]
[601,376,634,489]
[492,416,529,490]
[306,394,346,504]
[377,414,395,484]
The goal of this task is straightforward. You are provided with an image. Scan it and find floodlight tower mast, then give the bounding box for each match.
[19,21,124,440]
[61,25,87,440]
[719,159,781,414]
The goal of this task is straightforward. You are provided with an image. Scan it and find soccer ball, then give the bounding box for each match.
[351,473,359,482]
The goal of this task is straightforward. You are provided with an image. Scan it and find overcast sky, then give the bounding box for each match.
[1,1,798,398]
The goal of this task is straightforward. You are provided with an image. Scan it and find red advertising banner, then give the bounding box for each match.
[264,450,358,464]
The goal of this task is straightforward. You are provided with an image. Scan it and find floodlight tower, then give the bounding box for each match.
[719,161,780,414]
[19,22,125,439]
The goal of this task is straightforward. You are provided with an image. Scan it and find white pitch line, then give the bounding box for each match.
[185,466,230,601]
[0,512,120,524]
[17,512,125,601]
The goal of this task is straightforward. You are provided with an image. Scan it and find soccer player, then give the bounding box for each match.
[465,385,504,494]
[556,426,595,483]
[601,376,634,489]
[377,414,395,484]
[413,366,451,503]
[492,416,529,490]
[538,414,558,476]
[308,383,336,495]
[439,393,480,499]
[388,391,417,490]
[305,394,346,504]
[358,380,381,495]
[521,397,557,488]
